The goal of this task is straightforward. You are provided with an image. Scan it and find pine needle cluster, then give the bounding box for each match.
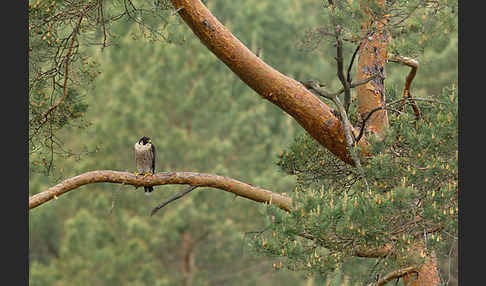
[252,85,457,281]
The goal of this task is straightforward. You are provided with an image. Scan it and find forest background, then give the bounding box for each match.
[29,0,458,285]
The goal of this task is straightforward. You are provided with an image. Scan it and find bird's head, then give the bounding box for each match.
[138,136,152,145]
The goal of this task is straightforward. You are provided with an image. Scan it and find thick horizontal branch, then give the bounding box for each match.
[29,170,292,212]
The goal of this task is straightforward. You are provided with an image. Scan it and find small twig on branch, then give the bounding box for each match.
[151,186,198,216]
[349,74,378,89]
[332,95,369,191]
[300,74,377,102]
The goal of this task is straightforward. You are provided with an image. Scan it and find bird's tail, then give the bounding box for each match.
[144,186,153,195]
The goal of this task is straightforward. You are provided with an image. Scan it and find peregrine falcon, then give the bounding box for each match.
[134,136,156,194]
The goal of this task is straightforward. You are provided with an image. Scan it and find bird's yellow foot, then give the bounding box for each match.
[141,172,153,178]
[134,172,153,178]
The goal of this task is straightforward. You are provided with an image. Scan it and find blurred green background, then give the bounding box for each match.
[29,1,457,285]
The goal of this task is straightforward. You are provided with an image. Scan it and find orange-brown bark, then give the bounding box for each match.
[357,0,390,137]
[28,170,292,212]
[402,245,440,286]
[357,2,439,285]
[168,0,368,165]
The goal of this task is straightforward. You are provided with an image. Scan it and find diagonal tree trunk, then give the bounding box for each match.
[168,0,368,165]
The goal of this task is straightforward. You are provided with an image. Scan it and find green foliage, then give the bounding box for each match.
[29,0,98,173]
[28,1,332,285]
[29,0,458,285]
[28,0,181,175]
[256,85,457,283]
[276,134,361,191]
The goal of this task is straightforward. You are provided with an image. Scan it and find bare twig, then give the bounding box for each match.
[346,42,361,86]
[151,186,198,216]
[300,74,377,101]
[350,74,378,88]
[355,105,386,143]
[109,182,125,215]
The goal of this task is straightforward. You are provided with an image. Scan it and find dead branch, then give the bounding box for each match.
[367,266,418,286]
[388,54,421,120]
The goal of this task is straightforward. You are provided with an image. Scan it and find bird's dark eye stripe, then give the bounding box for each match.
[138,136,152,145]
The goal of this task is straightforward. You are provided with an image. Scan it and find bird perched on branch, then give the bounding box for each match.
[134,136,156,194]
